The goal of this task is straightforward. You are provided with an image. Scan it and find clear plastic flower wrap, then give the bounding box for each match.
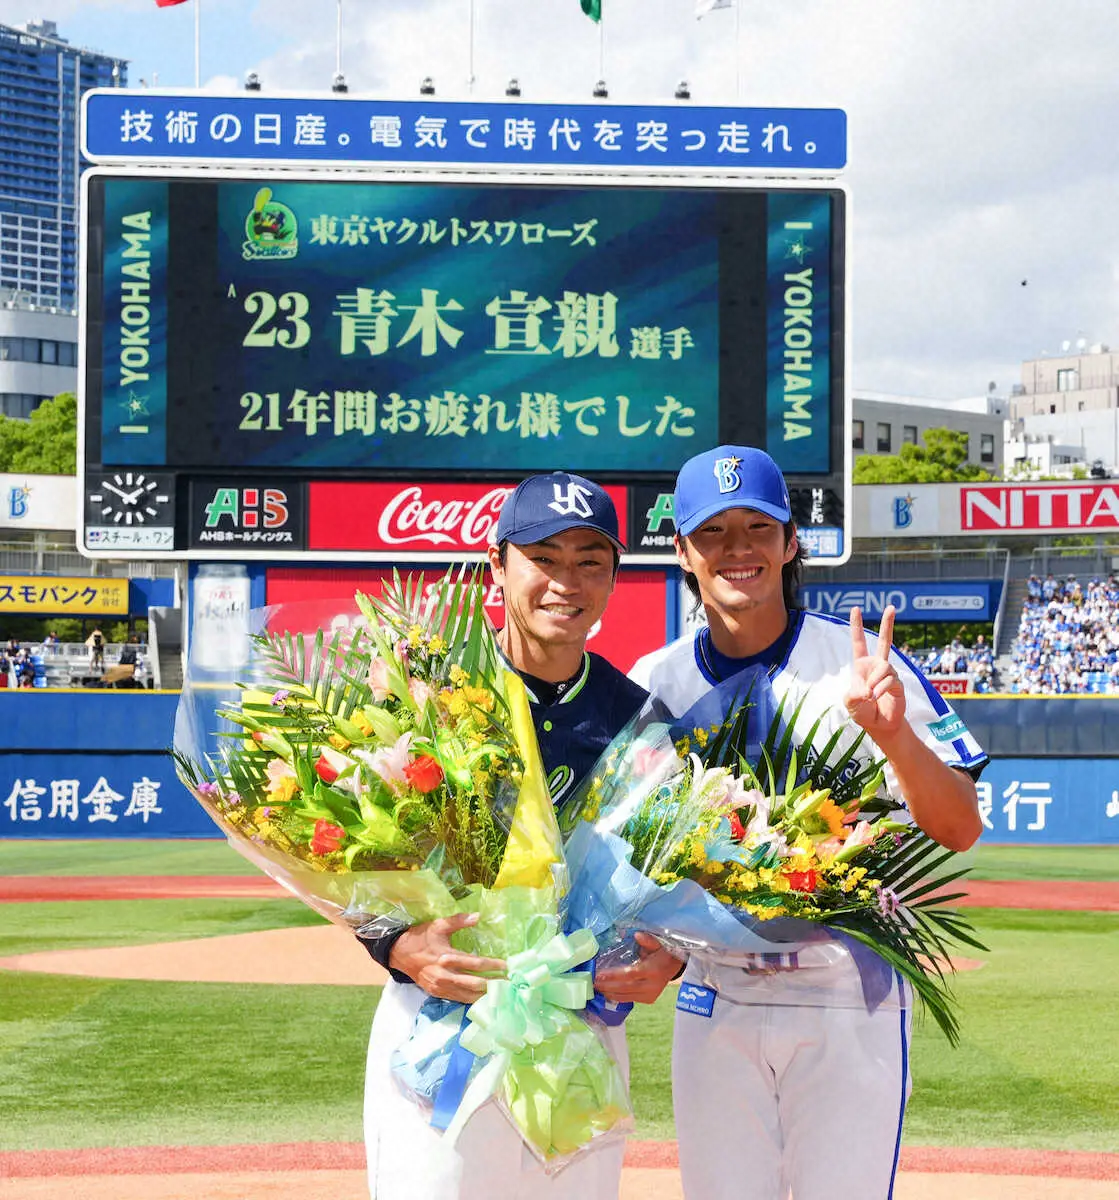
[173,570,632,1165]
[559,665,985,1044]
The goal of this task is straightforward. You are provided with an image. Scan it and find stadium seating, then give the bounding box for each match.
[912,638,997,693]
[1007,574,1119,694]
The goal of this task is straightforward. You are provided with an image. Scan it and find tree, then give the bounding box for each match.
[0,392,77,474]
[853,427,994,484]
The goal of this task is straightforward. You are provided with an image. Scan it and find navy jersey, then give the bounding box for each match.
[521,651,648,804]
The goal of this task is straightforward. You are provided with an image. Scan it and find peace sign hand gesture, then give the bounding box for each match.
[845,605,906,738]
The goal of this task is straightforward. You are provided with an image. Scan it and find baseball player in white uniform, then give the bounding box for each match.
[630,445,986,1200]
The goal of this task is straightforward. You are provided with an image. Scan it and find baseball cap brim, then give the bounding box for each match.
[501,516,626,553]
[676,496,792,537]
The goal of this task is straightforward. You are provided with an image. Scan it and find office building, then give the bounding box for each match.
[0,19,126,313]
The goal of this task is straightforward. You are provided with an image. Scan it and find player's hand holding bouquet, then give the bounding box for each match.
[561,665,984,1044]
[173,572,631,1165]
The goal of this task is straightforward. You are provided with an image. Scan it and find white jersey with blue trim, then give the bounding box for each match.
[630,609,988,807]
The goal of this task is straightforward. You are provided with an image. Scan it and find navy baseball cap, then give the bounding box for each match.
[674,445,792,536]
[494,471,625,552]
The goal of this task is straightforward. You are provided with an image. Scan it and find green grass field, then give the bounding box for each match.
[1,841,1117,1152]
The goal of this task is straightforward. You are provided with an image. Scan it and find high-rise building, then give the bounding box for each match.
[0,19,127,312]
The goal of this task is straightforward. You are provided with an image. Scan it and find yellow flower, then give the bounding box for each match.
[674,736,691,756]
[449,665,469,687]
[264,772,299,804]
[692,726,710,748]
[428,635,447,654]
[407,624,424,648]
[351,711,374,738]
[446,691,470,718]
[818,798,846,838]
[704,860,724,875]
[328,732,351,751]
[463,686,494,711]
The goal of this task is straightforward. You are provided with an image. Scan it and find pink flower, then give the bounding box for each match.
[356,732,414,792]
[367,657,393,701]
[395,639,411,665]
[408,678,434,711]
[631,744,679,783]
[265,758,296,788]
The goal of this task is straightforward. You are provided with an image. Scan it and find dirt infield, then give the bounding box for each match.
[3,1142,1119,1200]
[6,873,1119,909]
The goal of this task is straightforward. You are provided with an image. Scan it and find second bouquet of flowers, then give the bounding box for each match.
[561,666,984,1044]
[173,571,630,1165]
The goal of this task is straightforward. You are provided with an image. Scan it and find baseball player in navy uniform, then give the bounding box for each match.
[359,471,653,1200]
[630,446,987,1200]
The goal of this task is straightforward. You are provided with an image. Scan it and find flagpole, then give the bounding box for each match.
[336,0,343,76]
[734,0,741,102]
[598,6,605,82]
[194,0,200,88]
[468,0,476,94]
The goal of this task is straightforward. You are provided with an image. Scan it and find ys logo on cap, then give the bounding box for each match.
[713,455,742,495]
[548,480,595,519]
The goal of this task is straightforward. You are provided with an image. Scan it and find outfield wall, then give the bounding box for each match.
[1,692,1116,843]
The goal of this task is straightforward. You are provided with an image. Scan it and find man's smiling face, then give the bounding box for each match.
[490,528,616,655]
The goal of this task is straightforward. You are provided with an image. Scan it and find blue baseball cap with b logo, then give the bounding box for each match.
[673,445,792,536]
[494,471,626,551]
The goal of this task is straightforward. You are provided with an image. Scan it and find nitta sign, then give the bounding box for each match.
[961,484,1119,532]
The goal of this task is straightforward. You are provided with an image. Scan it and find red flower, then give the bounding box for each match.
[314,753,339,784]
[784,868,818,893]
[311,819,345,855]
[727,811,746,841]
[403,755,444,794]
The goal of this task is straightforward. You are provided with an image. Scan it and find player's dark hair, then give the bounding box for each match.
[681,520,805,612]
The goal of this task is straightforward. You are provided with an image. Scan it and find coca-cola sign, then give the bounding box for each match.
[308,481,628,555]
[961,483,1119,532]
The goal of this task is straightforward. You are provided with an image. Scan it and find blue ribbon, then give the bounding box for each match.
[430,1008,476,1132]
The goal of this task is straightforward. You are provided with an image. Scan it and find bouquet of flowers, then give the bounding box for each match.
[173,571,631,1164]
[561,666,984,1044]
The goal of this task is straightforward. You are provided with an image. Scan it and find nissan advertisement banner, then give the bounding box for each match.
[799,581,998,622]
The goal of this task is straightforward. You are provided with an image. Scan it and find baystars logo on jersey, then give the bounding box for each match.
[713,455,742,494]
[548,480,594,519]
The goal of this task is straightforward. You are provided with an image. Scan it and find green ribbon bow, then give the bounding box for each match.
[459,927,599,1057]
[443,925,609,1157]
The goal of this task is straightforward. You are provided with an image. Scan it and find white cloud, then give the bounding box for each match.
[8,0,1119,398]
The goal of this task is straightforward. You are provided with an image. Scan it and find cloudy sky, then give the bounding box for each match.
[4,0,1116,401]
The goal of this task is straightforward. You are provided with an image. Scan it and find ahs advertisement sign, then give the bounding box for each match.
[188,481,305,549]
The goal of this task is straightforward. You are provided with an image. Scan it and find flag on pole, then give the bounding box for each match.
[155,0,191,7]
[581,0,601,22]
[696,0,733,15]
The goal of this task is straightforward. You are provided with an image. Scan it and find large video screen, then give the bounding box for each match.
[81,170,847,560]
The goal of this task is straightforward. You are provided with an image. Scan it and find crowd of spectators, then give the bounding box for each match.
[910,635,997,693]
[0,632,148,689]
[0,635,42,688]
[1007,573,1119,694]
